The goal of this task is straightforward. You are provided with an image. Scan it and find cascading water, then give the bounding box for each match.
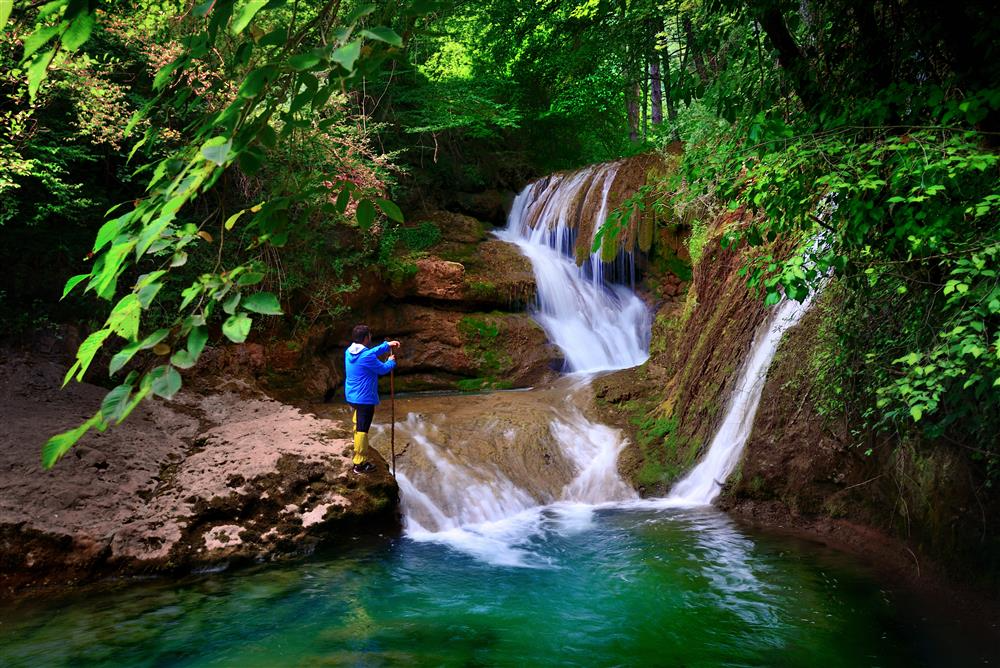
[666,295,814,506]
[379,379,639,567]
[371,164,656,564]
[494,162,651,373]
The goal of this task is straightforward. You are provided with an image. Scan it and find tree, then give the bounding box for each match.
[6,0,416,467]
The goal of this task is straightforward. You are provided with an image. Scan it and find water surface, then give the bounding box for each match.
[0,505,961,667]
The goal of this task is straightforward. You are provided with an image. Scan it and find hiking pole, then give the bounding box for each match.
[390,367,396,480]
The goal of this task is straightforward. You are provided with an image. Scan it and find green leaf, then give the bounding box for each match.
[179,283,203,311]
[201,136,233,165]
[241,292,282,315]
[335,187,351,213]
[223,291,241,315]
[224,209,247,230]
[237,271,265,286]
[108,328,170,376]
[42,414,100,469]
[258,124,277,148]
[910,405,923,421]
[137,281,163,309]
[238,148,264,175]
[153,57,184,90]
[170,349,197,369]
[62,274,89,300]
[360,27,403,47]
[188,325,208,358]
[376,198,404,223]
[62,12,95,51]
[27,48,56,101]
[356,199,375,229]
[64,328,113,386]
[193,0,215,15]
[331,39,362,72]
[22,24,60,60]
[108,340,141,376]
[150,365,182,400]
[222,312,252,343]
[0,0,14,33]
[345,3,376,22]
[107,294,141,340]
[101,383,133,424]
[231,0,268,34]
[238,66,273,98]
[288,52,322,71]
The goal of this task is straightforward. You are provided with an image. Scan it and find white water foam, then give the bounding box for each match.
[395,388,639,567]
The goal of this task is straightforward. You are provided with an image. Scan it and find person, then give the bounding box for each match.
[344,324,400,474]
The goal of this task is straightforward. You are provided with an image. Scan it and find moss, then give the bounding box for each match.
[468,280,498,300]
[457,314,515,392]
[687,218,710,266]
[398,222,442,251]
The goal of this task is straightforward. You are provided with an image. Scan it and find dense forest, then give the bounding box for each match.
[2,0,997,486]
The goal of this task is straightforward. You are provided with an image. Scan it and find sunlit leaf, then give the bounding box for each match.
[241,292,283,315]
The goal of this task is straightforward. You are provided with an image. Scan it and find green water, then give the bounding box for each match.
[0,506,970,667]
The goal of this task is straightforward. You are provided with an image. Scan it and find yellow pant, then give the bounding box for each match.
[352,409,369,465]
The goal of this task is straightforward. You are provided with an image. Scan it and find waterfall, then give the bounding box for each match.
[371,164,658,564]
[494,163,651,373]
[666,295,814,506]
[377,161,813,567]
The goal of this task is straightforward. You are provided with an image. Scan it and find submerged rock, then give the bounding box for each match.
[0,353,398,594]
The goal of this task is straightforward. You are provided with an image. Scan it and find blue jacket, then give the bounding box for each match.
[344,341,395,405]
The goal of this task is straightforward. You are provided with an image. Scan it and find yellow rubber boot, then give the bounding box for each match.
[353,431,369,466]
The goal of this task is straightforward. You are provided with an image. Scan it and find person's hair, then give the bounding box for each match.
[351,324,371,344]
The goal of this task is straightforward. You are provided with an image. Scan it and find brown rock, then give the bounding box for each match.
[411,258,466,301]
[0,352,398,593]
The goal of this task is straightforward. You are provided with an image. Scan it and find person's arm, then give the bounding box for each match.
[362,342,398,376]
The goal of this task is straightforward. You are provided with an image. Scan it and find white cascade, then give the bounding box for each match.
[494,163,651,373]
[392,390,638,567]
[666,296,814,506]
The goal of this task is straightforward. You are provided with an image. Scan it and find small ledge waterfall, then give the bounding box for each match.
[666,295,814,506]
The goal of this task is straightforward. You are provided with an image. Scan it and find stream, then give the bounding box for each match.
[0,166,988,666]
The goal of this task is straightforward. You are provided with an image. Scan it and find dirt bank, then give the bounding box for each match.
[0,348,399,596]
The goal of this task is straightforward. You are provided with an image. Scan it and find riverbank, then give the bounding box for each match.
[0,346,399,597]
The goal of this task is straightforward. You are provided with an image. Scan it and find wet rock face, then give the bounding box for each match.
[0,353,399,593]
[363,306,561,392]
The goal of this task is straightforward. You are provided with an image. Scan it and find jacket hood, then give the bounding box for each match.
[347,343,367,355]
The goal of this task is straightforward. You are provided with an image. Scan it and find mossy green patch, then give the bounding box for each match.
[457,314,514,391]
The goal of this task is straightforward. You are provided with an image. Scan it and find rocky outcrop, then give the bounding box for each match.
[0,352,398,594]
[364,305,561,392]
[236,209,556,399]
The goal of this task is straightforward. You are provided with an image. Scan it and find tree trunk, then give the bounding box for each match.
[757,7,820,110]
[683,16,708,85]
[662,50,680,141]
[650,57,663,125]
[627,83,640,142]
[641,72,648,139]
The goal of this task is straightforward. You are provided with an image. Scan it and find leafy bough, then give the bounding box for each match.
[8,0,415,468]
